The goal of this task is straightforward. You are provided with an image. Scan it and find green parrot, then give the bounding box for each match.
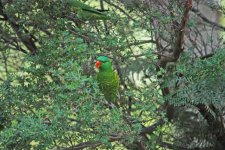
[65,0,110,20]
[95,56,119,107]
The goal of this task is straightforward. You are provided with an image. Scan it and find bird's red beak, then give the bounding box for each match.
[95,61,101,69]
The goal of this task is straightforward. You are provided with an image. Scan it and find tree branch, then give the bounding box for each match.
[0,2,37,54]
[64,119,165,150]
[173,0,192,59]
[103,0,136,22]
[196,104,215,126]
[140,119,165,135]
[196,104,225,148]
[191,8,225,31]
[156,0,192,121]
[65,135,123,150]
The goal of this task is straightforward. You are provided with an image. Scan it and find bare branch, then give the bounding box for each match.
[192,8,225,31]
[140,119,165,135]
[103,0,136,22]
[0,2,37,54]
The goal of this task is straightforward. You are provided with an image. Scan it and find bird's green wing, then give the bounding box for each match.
[65,0,110,20]
[97,70,119,102]
[113,70,119,96]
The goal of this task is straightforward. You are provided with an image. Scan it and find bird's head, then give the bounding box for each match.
[95,56,112,71]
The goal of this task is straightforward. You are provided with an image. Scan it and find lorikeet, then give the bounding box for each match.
[95,56,119,106]
[65,0,110,20]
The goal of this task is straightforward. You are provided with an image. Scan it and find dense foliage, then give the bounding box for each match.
[0,0,225,149]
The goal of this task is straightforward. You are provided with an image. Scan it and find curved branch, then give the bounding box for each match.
[191,8,225,31]
[156,0,192,121]
[0,1,37,54]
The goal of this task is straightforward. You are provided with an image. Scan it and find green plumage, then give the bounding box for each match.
[66,0,110,20]
[96,56,119,102]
